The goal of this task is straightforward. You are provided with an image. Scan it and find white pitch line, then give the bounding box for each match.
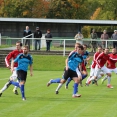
[0,78,9,80]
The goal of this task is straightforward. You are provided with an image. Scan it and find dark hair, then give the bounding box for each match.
[78,45,84,50]
[16,41,22,46]
[23,45,29,49]
[47,29,50,31]
[83,44,87,48]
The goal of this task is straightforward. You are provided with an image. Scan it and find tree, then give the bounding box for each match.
[0,0,50,18]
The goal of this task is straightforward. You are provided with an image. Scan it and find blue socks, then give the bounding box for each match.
[20,85,25,98]
[10,81,20,87]
[73,83,78,94]
[66,77,72,86]
[82,74,87,80]
[51,78,61,83]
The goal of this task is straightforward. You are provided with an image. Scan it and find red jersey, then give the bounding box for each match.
[5,49,23,67]
[69,50,76,56]
[91,52,101,68]
[81,61,86,71]
[96,52,109,68]
[107,53,117,69]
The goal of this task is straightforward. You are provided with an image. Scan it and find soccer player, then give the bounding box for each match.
[55,43,82,93]
[86,46,104,85]
[82,44,91,68]
[65,60,88,88]
[47,45,84,98]
[101,48,117,88]
[10,45,33,100]
[0,42,23,97]
[87,48,111,86]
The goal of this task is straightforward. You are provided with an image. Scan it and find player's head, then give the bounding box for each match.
[76,45,84,54]
[83,44,87,51]
[75,43,81,50]
[16,41,22,50]
[97,46,103,53]
[112,48,116,54]
[22,45,29,55]
[104,48,109,54]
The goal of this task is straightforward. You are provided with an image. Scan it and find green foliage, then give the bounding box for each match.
[47,0,91,19]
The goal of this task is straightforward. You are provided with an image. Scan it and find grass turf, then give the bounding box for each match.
[0,70,117,117]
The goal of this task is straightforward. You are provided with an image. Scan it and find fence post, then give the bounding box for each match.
[0,33,1,46]
[21,38,24,45]
[32,33,34,50]
[63,39,65,56]
[106,40,107,48]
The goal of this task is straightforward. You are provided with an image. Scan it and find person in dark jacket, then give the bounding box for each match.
[34,27,42,50]
[23,26,32,50]
[45,29,52,51]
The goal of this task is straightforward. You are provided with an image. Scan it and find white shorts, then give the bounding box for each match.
[108,68,117,74]
[90,67,95,76]
[10,67,17,80]
[76,68,82,77]
[90,67,104,77]
[94,65,110,77]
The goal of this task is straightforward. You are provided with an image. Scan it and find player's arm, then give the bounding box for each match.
[65,58,68,70]
[86,56,91,61]
[11,60,15,73]
[29,65,33,76]
[95,53,103,68]
[29,56,33,76]
[5,52,13,69]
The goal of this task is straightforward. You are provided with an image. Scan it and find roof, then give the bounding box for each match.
[0,17,117,25]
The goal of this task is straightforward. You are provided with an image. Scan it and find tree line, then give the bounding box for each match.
[0,0,117,20]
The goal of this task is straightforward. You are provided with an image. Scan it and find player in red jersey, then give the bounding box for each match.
[0,42,23,97]
[101,48,117,88]
[86,46,104,85]
[87,48,111,86]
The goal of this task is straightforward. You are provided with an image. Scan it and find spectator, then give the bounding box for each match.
[90,29,98,52]
[34,27,42,50]
[100,30,109,48]
[74,31,83,45]
[23,26,32,51]
[111,30,117,49]
[45,29,52,51]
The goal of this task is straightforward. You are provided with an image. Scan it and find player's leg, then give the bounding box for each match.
[101,66,113,88]
[76,68,82,86]
[72,77,81,98]
[0,68,19,96]
[85,67,94,85]
[88,65,101,85]
[47,68,69,94]
[0,79,11,97]
[18,70,27,100]
[47,78,61,87]
[65,77,72,89]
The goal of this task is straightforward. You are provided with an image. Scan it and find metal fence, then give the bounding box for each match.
[0,33,116,56]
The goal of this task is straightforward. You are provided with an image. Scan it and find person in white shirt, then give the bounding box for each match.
[75,32,83,45]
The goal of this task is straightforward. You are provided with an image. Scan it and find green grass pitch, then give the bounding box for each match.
[0,69,117,117]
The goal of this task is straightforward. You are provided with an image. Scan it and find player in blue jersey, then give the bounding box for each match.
[82,44,91,67]
[47,45,84,98]
[10,45,33,101]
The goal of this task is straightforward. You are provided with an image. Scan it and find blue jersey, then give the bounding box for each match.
[14,53,33,72]
[82,51,89,60]
[68,52,83,71]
